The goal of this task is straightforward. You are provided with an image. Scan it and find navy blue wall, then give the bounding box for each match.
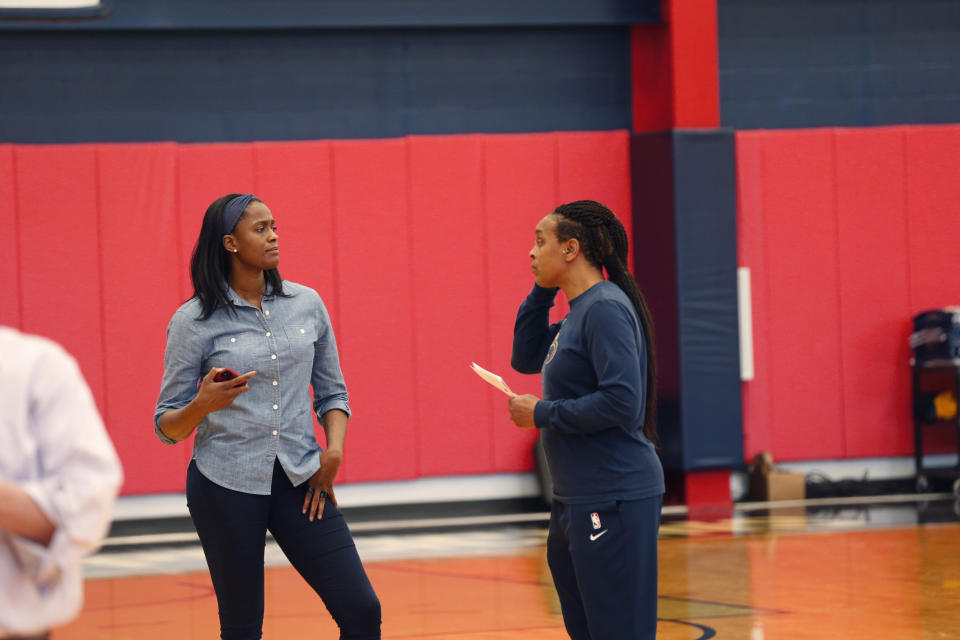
[0,27,631,143]
[719,0,960,129]
[0,0,659,29]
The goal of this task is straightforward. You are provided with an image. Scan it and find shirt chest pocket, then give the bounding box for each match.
[210,332,269,373]
[284,324,316,363]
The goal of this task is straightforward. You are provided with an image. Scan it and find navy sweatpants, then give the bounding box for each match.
[546,494,662,640]
[186,459,381,640]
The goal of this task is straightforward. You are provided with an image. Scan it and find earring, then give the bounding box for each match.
[232,249,238,253]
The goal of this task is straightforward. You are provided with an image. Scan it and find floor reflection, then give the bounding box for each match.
[52,495,960,640]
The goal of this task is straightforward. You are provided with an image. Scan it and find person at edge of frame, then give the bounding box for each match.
[508,199,665,640]
[154,193,381,640]
[0,326,123,640]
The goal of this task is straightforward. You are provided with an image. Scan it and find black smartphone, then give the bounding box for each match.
[213,368,239,382]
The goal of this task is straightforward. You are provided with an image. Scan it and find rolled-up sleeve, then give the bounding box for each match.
[310,296,350,419]
[154,310,206,444]
[15,347,122,587]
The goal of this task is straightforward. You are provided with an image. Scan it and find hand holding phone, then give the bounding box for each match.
[213,368,239,383]
[196,368,256,412]
[198,367,243,388]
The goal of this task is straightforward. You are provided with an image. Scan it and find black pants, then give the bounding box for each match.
[546,495,662,640]
[186,459,381,640]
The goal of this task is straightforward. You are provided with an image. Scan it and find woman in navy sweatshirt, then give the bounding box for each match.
[509,200,664,640]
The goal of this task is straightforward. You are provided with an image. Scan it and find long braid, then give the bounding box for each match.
[553,200,659,445]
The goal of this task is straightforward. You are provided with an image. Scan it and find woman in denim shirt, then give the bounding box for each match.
[155,193,380,640]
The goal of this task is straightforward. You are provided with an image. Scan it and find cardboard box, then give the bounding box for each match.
[749,470,806,502]
[747,451,806,502]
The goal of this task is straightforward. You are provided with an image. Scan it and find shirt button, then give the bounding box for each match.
[272,380,278,386]
[272,429,278,436]
[266,332,271,337]
[273,404,279,410]
[230,337,236,343]
[264,310,270,316]
[271,354,277,360]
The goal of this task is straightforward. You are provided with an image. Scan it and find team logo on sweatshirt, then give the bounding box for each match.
[590,512,601,530]
[543,331,560,367]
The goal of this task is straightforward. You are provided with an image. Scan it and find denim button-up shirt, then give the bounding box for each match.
[154,281,350,495]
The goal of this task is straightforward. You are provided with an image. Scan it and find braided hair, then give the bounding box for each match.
[552,200,658,445]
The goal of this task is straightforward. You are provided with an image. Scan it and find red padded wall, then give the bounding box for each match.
[330,138,419,482]
[759,130,845,460]
[7,131,638,493]
[252,141,338,320]
[904,126,960,312]
[833,129,913,457]
[19,125,956,490]
[97,144,185,493]
[15,146,106,414]
[408,135,494,475]
[483,134,558,471]
[176,144,256,302]
[556,131,633,253]
[737,124,960,463]
[0,146,18,328]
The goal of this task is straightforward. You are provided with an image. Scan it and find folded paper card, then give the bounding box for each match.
[470,362,515,397]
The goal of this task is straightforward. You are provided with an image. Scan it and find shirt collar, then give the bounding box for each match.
[569,280,606,307]
[225,279,278,308]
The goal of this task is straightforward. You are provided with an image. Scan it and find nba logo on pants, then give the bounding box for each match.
[590,512,601,530]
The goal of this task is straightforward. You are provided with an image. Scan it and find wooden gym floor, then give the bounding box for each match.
[52,495,960,639]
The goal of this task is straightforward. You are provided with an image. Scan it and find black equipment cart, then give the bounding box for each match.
[910,309,960,496]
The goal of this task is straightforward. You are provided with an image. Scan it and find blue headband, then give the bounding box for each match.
[220,194,256,236]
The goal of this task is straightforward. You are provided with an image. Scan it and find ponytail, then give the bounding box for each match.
[553,200,658,445]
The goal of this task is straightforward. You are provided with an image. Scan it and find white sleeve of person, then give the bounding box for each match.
[13,343,123,596]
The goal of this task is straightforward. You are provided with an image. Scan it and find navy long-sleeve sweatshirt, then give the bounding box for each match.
[512,282,664,504]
